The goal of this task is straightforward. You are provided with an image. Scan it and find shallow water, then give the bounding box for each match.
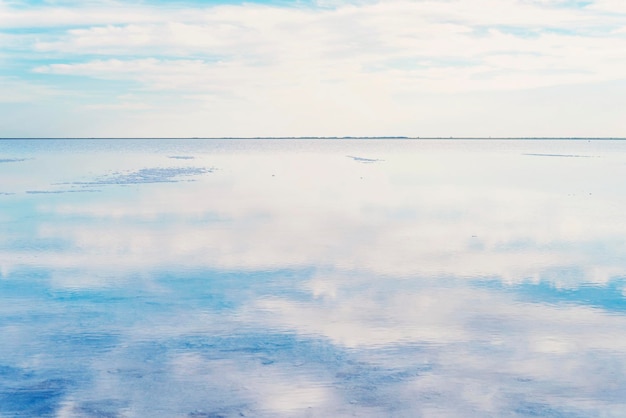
[1,138,626,417]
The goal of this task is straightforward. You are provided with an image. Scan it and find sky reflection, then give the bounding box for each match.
[1,139,626,417]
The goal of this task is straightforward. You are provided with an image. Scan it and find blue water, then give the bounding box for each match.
[2,139,626,417]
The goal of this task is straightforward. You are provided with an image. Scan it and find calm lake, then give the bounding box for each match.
[2,138,626,417]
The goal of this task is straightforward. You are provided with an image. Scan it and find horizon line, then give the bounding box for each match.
[2,136,626,140]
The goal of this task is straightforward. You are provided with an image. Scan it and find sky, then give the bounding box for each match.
[1,0,625,138]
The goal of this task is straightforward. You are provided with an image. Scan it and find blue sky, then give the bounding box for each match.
[1,0,626,137]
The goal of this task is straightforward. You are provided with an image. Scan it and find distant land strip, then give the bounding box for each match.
[2,137,626,140]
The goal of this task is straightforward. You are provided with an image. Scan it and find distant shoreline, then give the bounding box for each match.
[2,137,626,140]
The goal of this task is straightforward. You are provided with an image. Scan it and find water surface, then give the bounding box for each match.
[2,139,626,417]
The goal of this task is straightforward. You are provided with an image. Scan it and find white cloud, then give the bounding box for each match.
[0,76,60,102]
[4,0,626,136]
[24,0,626,104]
[0,2,175,28]
[587,0,626,13]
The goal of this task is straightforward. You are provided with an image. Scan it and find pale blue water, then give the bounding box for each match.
[1,138,626,417]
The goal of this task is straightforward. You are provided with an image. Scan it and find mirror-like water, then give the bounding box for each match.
[2,139,626,417]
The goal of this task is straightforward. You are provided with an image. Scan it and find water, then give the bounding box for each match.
[1,138,626,417]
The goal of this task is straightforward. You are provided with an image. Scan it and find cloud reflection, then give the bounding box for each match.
[2,139,626,416]
[6,142,625,285]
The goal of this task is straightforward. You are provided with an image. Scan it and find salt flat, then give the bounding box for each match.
[1,138,626,417]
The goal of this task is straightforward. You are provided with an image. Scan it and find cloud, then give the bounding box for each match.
[21,0,626,108]
[4,0,626,136]
[587,0,626,13]
[0,1,175,29]
[0,76,60,103]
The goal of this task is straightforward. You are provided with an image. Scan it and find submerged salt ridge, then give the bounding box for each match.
[71,166,214,185]
[1,139,626,417]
